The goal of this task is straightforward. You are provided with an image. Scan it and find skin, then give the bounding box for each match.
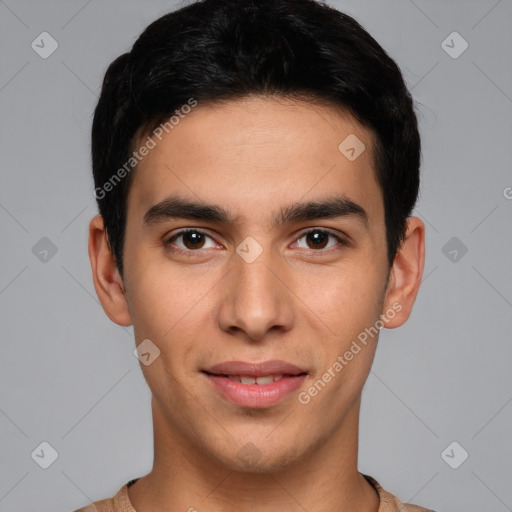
[89,95,425,512]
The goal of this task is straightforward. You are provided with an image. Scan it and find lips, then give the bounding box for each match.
[203,359,307,378]
[202,360,308,408]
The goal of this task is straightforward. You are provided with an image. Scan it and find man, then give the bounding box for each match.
[77,0,433,510]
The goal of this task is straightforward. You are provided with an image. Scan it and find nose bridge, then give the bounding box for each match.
[236,245,278,304]
[218,238,294,340]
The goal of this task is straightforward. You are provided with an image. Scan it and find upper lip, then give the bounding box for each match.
[203,360,308,377]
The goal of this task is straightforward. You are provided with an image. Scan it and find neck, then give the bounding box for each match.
[128,396,380,512]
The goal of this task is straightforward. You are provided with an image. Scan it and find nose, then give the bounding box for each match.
[216,243,295,342]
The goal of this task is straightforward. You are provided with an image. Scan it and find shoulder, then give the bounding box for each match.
[72,496,114,511]
[401,504,436,512]
[388,492,436,512]
[72,481,133,512]
[402,505,437,512]
[362,473,436,512]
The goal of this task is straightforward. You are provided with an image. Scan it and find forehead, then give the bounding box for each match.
[128,96,383,228]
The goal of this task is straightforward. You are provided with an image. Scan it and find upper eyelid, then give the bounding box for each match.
[166,227,215,243]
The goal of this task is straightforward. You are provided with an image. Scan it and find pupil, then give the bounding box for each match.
[308,231,327,249]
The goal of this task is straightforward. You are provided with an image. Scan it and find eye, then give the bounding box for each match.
[164,227,347,257]
[165,229,218,254]
[293,228,346,252]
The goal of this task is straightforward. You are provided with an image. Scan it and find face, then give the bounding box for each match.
[91,95,422,472]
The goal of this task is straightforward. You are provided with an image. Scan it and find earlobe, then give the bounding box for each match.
[381,216,425,329]
[88,214,132,326]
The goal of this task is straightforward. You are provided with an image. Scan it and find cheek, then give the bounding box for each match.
[125,257,217,386]
[301,264,384,340]
[125,248,210,335]
[296,264,383,403]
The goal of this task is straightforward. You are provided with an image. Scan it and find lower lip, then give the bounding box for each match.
[203,373,307,408]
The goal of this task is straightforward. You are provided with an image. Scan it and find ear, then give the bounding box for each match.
[380,216,425,329]
[88,214,132,326]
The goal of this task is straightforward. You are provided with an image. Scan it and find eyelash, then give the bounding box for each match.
[164,228,347,257]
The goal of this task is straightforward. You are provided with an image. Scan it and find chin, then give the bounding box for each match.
[210,438,310,474]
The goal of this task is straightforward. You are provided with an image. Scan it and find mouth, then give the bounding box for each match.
[203,359,308,378]
[202,360,308,408]
[204,374,295,385]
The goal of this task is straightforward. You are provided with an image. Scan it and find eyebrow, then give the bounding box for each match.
[143,194,369,229]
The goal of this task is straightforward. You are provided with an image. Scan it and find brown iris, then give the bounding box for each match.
[181,231,206,250]
[305,230,329,249]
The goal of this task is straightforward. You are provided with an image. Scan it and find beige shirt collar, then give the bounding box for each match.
[77,473,434,512]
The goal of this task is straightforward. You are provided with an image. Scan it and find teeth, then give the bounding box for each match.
[256,375,273,385]
[226,375,284,385]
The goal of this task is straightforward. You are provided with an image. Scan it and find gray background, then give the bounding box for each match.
[1,0,511,510]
